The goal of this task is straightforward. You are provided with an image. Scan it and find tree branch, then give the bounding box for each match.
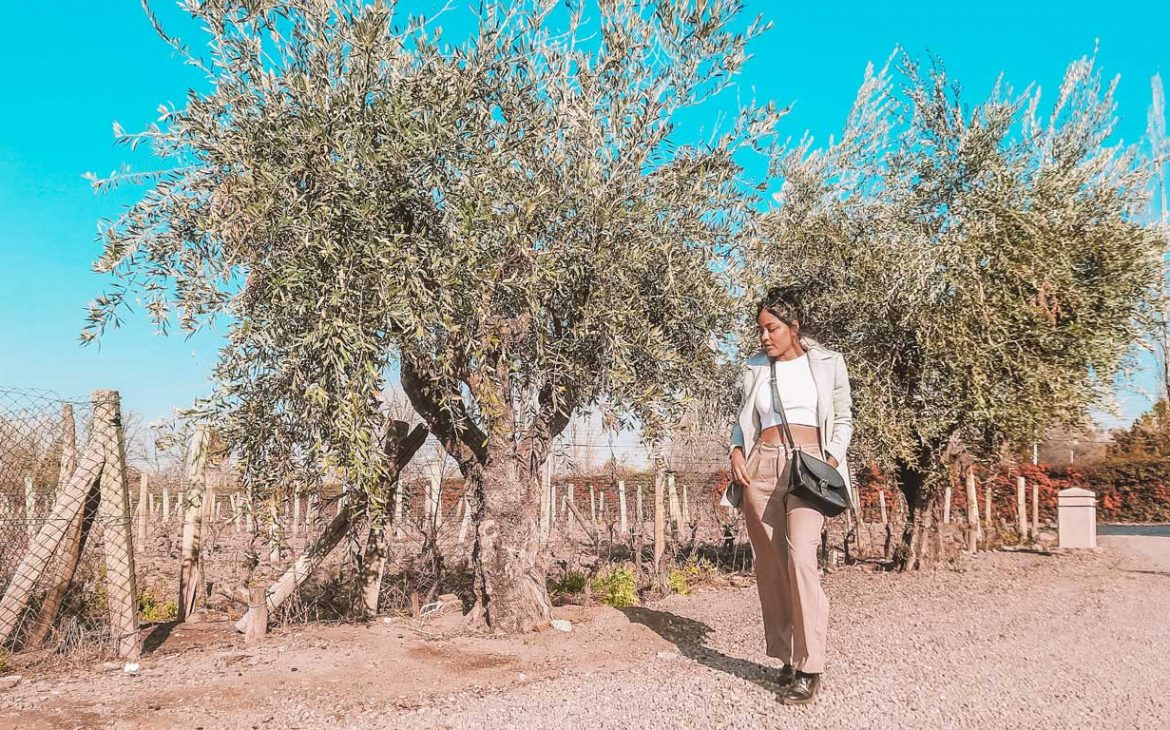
[400,358,488,465]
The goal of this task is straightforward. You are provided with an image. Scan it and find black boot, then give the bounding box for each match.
[780,671,821,705]
[775,664,796,689]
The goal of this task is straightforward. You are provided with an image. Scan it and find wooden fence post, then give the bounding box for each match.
[179,425,211,621]
[985,486,993,529]
[24,476,37,540]
[93,390,141,659]
[965,470,980,553]
[137,473,150,545]
[1016,476,1028,538]
[654,466,665,571]
[879,491,888,524]
[617,480,628,536]
[681,481,691,526]
[1031,478,1040,541]
[162,484,170,525]
[245,586,268,645]
[292,492,302,538]
[392,486,403,541]
[943,485,952,524]
[56,403,77,496]
[667,473,683,539]
[539,459,551,540]
[636,483,645,531]
[457,495,471,546]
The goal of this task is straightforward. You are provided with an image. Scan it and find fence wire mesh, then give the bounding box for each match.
[1,384,939,672]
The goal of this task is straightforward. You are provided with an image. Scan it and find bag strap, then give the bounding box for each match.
[769,358,798,452]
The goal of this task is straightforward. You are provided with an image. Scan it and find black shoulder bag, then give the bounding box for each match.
[770,358,850,517]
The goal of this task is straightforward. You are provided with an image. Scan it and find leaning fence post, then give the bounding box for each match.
[179,425,211,621]
[93,389,141,660]
[943,484,953,524]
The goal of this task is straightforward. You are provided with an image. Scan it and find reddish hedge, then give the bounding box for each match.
[852,459,1170,524]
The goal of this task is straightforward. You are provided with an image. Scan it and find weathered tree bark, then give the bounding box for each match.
[893,457,931,571]
[360,497,390,617]
[472,456,552,633]
[400,358,565,634]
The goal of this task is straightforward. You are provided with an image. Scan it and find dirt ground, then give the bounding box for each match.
[2,535,1168,729]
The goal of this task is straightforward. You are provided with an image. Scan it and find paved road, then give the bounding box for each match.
[1098,523,1170,537]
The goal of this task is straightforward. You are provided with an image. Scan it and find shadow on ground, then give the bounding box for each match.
[620,607,781,695]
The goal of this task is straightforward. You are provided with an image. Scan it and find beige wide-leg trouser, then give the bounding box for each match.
[743,440,829,673]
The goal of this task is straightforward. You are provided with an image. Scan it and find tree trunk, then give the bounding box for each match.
[892,457,933,571]
[360,499,390,617]
[472,457,551,633]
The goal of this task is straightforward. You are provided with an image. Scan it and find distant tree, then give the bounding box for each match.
[756,53,1163,568]
[85,1,779,629]
[1110,400,1170,458]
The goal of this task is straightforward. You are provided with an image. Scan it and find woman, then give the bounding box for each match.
[728,288,853,705]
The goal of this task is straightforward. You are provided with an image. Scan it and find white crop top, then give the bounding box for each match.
[754,354,819,429]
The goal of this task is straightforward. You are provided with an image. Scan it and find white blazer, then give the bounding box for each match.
[729,339,855,505]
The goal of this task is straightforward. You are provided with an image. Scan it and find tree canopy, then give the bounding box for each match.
[756,54,1163,566]
[86,0,779,628]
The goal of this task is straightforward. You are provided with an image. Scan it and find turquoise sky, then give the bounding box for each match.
[1,1,1166,429]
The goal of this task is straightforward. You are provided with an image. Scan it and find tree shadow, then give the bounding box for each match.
[620,607,781,695]
[141,620,179,654]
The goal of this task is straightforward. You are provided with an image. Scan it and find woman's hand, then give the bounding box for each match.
[731,448,750,487]
[826,455,839,468]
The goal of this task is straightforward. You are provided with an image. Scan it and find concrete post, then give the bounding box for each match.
[1057,488,1097,549]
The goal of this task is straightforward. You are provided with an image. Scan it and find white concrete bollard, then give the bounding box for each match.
[1057,487,1097,549]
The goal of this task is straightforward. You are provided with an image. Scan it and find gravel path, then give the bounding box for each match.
[3,536,1168,729]
[390,536,1170,730]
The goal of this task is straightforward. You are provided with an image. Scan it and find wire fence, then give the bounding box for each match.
[0,384,922,671]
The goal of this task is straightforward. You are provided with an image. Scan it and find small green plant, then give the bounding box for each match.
[590,566,637,608]
[137,588,178,623]
[668,556,721,595]
[549,571,588,596]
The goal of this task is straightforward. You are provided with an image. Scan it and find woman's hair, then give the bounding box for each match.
[756,285,804,329]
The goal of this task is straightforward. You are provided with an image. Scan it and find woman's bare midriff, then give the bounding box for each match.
[758,423,821,446]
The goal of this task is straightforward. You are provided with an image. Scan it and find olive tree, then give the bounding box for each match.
[756,53,1163,568]
[85,0,779,629]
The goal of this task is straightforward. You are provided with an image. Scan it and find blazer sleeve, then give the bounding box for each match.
[823,353,854,466]
[729,365,752,455]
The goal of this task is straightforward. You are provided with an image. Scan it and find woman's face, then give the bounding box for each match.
[758,309,798,358]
